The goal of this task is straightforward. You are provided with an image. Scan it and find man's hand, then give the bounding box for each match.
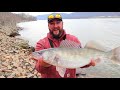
[89,57,101,67]
[89,59,96,66]
[80,58,98,68]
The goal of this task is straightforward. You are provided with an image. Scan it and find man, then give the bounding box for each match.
[33,13,95,78]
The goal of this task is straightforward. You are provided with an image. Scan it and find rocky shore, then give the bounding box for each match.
[0,12,41,78]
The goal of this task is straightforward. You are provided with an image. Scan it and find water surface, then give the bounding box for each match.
[17,18,120,78]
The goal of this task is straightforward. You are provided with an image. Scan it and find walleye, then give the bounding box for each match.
[32,40,120,77]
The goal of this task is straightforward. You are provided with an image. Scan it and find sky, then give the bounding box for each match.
[12,12,73,16]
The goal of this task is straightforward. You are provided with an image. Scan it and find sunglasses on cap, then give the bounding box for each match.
[48,14,62,19]
[48,14,62,22]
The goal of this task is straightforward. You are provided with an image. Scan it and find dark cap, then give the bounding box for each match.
[48,13,62,23]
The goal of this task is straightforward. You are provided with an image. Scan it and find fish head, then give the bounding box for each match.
[32,50,45,60]
[32,48,56,63]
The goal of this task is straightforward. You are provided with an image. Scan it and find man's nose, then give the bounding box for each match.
[54,23,58,28]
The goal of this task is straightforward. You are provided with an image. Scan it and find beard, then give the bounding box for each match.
[50,29,63,39]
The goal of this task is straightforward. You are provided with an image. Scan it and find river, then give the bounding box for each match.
[17,18,120,78]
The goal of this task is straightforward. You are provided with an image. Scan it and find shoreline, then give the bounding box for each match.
[15,26,36,51]
[0,21,40,78]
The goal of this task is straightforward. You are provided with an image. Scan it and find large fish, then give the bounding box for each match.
[32,40,120,77]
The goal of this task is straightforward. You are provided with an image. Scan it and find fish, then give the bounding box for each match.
[32,40,120,77]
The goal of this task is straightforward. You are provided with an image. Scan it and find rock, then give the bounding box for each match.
[29,46,35,52]
[0,75,5,78]
[0,13,39,78]
[9,31,20,37]
[7,66,12,69]
[18,42,30,49]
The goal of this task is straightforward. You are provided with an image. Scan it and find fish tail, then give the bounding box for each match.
[110,46,120,64]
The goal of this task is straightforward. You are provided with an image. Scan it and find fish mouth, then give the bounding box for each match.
[31,52,43,61]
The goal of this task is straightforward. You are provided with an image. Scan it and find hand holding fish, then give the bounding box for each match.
[90,58,101,66]
[80,56,100,68]
[88,57,101,67]
[89,59,96,66]
[32,40,120,77]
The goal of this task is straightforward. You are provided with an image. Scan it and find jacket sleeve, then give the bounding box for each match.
[35,59,51,74]
[35,40,45,51]
[34,39,51,74]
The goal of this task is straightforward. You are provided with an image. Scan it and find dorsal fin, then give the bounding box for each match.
[85,40,110,52]
[60,40,81,48]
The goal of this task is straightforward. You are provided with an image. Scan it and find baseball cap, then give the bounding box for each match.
[48,13,62,23]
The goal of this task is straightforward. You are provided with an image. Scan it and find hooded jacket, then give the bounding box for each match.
[35,30,81,78]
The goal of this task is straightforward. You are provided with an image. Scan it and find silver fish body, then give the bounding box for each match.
[32,40,120,77]
[32,47,111,68]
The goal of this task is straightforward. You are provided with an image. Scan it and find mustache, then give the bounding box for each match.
[53,28,60,30]
[50,29,60,34]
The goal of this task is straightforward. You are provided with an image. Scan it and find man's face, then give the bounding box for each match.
[48,19,63,38]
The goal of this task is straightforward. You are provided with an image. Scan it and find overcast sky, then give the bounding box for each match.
[12,12,73,16]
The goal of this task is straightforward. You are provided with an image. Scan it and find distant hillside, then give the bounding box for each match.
[0,12,36,26]
[36,12,120,20]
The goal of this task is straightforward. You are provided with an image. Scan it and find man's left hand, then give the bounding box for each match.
[89,59,96,66]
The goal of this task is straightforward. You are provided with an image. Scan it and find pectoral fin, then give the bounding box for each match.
[56,67,66,77]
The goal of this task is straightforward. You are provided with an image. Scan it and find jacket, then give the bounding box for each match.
[35,30,81,78]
